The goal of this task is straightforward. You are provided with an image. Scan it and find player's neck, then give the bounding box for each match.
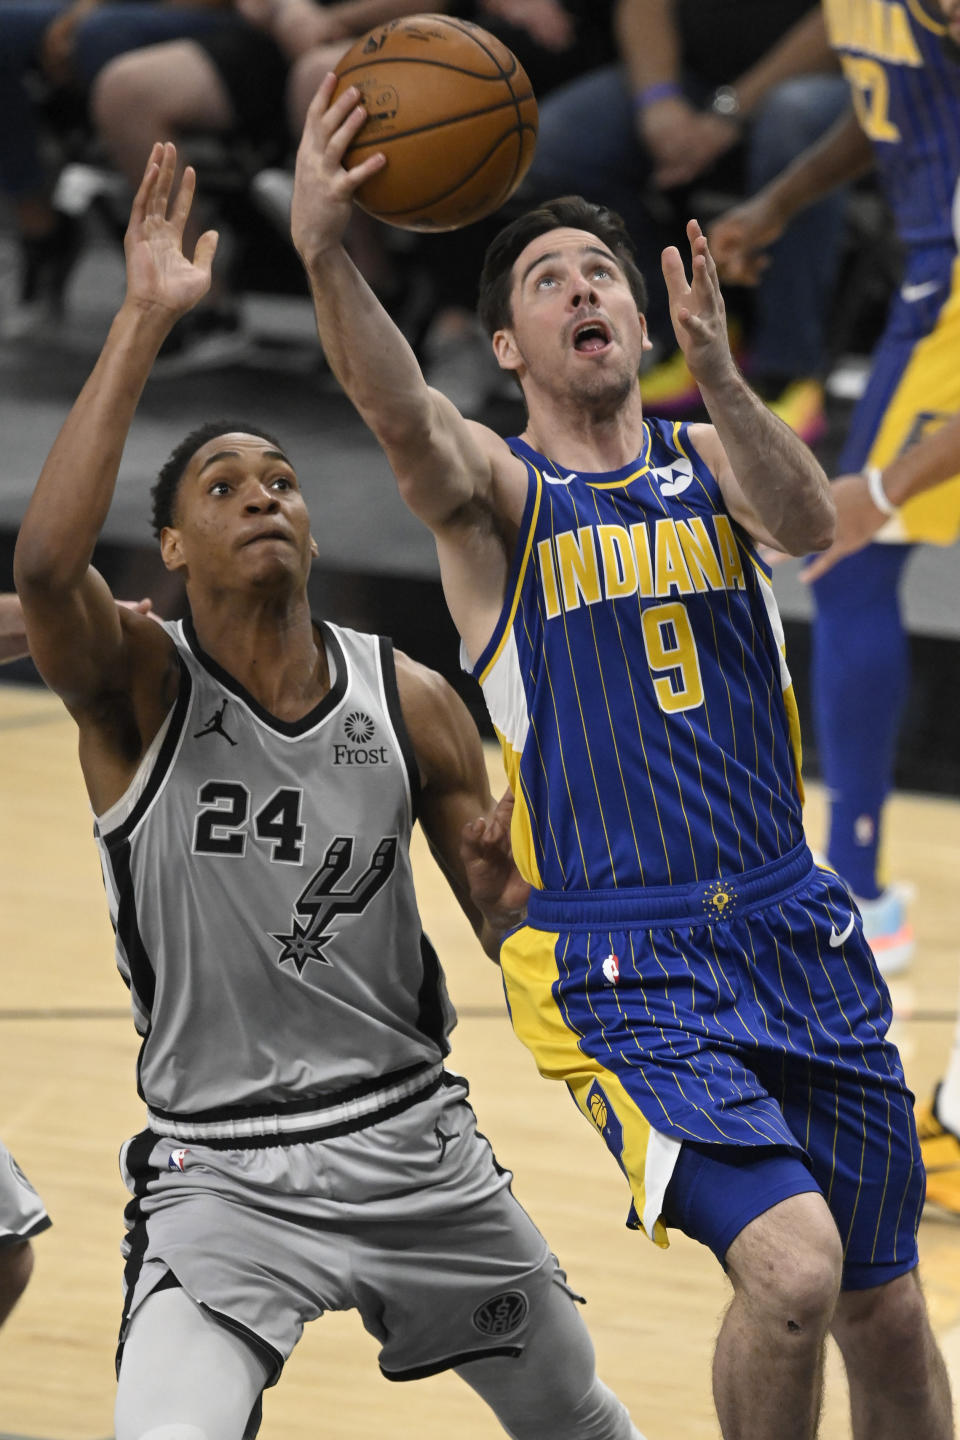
[189,592,330,720]
[522,385,647,474]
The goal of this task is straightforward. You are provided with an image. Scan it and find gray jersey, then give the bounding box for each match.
[0,1139,50,1244]
[94,619,455,1139]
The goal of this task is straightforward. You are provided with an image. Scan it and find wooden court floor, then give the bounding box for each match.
[2,681,960,1440]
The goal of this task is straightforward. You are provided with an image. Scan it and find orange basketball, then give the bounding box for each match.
[331,14,538,232]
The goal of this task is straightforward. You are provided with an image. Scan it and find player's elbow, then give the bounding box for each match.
[778,490,836,557]
[803,490,837,554]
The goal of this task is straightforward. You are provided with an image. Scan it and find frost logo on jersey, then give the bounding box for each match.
[651,456,694,497]
[168,1148,189,1171]
[345,711,375,743]
[473,1291,528,1336]
[272,834,398,972]
[334,711,389,766]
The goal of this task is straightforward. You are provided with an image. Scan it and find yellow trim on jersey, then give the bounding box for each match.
[868,256,960,544]
[501,924,673,1246]
[905,0,946,35]
[479,468,543,684]
[495,729,545,891]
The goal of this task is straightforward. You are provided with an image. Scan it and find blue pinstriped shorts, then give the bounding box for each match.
[506,845,924,1285]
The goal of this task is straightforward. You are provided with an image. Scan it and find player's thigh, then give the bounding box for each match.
[115,1286,269,1440]
[92,39,235,133]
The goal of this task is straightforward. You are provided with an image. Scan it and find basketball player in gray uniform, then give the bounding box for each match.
[13,148,647,1440]
[0,602,53,1331]
[0,1142,50,1332]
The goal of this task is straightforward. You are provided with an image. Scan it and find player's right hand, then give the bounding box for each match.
[800,472,890,582]
[124,143,217,319]
[291,71,386,267]
[461,790,530,936]
[708,194,785,286]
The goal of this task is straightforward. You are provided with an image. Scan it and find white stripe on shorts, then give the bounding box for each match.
[146,1062,445,1144]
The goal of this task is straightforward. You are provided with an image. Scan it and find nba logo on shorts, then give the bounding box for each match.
[168,1148,189,1172]
[473,1291,529,1337]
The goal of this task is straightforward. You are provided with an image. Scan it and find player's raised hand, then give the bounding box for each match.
[708,194,784,286]
[661,219,734,389]
[124,143,217,318]
[292,71,386,266]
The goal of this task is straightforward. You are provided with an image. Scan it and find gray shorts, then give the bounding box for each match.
[119,1075,575,1385]
[0,1139,51,1246]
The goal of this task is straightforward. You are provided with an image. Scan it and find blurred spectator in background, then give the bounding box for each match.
[511,0,850,440]
[0,0,240,338]
[709,0,960,991]
[90,1,454,367]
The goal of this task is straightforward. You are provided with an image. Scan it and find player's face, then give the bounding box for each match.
[496,228,650,407]
[161,433,317,588]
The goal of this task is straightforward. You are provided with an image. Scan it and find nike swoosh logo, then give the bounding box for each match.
[900,280,941,303]
[829,913,856,948]
[544,471,576,486]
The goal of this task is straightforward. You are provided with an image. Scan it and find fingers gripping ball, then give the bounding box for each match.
[332,13,538,231]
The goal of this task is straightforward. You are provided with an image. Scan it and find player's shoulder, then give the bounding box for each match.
[394,648,458,714]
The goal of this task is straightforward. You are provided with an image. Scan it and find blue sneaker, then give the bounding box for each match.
[854,885,915,976]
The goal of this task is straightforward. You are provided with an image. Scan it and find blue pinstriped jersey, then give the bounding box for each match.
[469,419,807,894]
[824,0,960,248]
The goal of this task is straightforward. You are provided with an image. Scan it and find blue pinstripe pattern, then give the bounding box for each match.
[471,419,805,891]
[514,862,922,1273]
[825,0,960,247]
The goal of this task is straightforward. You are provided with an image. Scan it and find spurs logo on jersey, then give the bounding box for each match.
[272,834,398,973]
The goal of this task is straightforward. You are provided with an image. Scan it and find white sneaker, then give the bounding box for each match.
[854,884,915,975]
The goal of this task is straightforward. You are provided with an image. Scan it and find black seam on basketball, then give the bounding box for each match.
[500,43,529,193]
[361,124,537,219]
[337,56,520,82]
[409,15,518,78]
[345,13,521,80]
[346,94,535,150]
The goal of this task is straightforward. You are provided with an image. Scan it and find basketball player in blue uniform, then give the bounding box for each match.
[710,0,960,977]
[292,70,952,1440]
[13,146,648,1440]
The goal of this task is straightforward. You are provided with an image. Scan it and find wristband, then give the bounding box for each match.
[863,465,898,516]
[633,81,682,111]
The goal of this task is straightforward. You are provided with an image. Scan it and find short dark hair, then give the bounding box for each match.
[477,195,648,337]
[150,420,288,539]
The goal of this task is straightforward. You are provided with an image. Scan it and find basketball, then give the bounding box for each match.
[331,14,538,232]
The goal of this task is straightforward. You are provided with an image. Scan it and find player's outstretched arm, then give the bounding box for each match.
[663,219,834,555]
[0,593,155,666]
[14,144,215,715]
[395,652,527,960]
[803,410,960,580]
[291,73,507,532]
[708,107,872,286]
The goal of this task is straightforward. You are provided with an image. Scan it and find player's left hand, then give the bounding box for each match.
[461,789,530,934]
[661,219,733,390]
[800,472,889,582]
